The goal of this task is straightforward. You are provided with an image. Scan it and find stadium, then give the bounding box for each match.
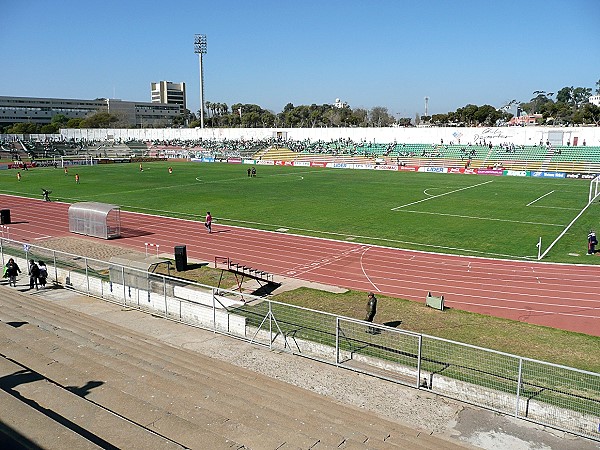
[1,124,600,448]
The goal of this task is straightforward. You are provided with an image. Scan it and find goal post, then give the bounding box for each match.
[58,155,95,168]
[588,174,600,204]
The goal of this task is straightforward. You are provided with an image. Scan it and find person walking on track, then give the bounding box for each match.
[205,211,213,234]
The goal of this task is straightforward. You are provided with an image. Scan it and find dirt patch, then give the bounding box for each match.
[37,236,146,261]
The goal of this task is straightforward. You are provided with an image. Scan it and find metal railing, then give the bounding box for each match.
[1,237,598,442]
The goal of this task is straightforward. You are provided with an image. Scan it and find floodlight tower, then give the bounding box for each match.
[194,34,207,128]
[424,96,429,117]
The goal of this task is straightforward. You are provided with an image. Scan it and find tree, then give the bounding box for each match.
[6,122,39,134]
[455,104,479,125]
[397,117,412,127]
[528,92,553,113]
[351,108,368,127]
[80,112,119,128]
[596,79,600,95]
[51,114,69,126]
[172,113,186,127]
[573,87,592,107]
[369,106,394,127]
[474,105,502,126]
[66,118,83,128]
[430,113,447,125]
[414,113,421,126]
[573,103,600,125]
[40,123,59,134]
[556,87,574,104]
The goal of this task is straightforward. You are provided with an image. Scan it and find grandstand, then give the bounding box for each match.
[4,131,600,173]
[249,140,600,173]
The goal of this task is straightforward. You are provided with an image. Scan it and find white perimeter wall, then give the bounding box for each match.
[57,126,600,147]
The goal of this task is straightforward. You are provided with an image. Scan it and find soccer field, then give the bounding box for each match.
[1,160,598,263]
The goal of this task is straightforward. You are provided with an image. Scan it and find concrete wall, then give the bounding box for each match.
[56,126,600,147]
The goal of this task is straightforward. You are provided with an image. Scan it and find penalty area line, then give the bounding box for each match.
[527,190,554,207]
[397,210,564,227]
[391,180,493,210]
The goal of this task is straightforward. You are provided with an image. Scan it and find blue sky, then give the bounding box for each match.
[2,0,599,118]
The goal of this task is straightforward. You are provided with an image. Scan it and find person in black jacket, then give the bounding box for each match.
[587,230,598,255]
[365,292,378,333]
[4,258,21,287]
[29,260,40,290]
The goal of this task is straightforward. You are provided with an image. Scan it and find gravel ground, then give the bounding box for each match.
[38,236,147,261]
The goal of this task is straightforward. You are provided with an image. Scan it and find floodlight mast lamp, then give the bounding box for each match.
[194,34,207,129]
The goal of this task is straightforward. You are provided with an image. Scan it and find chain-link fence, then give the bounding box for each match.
[1,237,598,442]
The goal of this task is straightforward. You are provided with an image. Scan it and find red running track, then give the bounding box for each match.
[1,194,599,336]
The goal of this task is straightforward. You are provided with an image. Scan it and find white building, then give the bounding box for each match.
[589,95,600,107]
[151,81,186,111]
[334,98,348,109]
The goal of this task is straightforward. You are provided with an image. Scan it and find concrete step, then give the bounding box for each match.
[0,296,360,448]
[0,356,187,450]
[0,388,101,450]
[0,327,245,450]
[1,294,404,448]
[1,287,468,449]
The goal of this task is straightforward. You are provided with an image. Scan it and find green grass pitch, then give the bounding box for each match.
[1,160,598,264]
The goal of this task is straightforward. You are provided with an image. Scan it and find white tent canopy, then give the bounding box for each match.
[68,202,121,239]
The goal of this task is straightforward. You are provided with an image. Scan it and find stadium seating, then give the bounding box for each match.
[6,137,600,174]
[0,286,466,449]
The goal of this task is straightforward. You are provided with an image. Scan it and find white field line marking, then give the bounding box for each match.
[528,205,581,210]
[359,246,379,292]
[83,170,312,199]
[539,196,596,260]
[398,210,564,227]
[391,180,493,211]
[527,190,554,206]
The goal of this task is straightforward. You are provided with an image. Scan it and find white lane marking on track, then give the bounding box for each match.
[286,245,369,276]
[359,246,379,292]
